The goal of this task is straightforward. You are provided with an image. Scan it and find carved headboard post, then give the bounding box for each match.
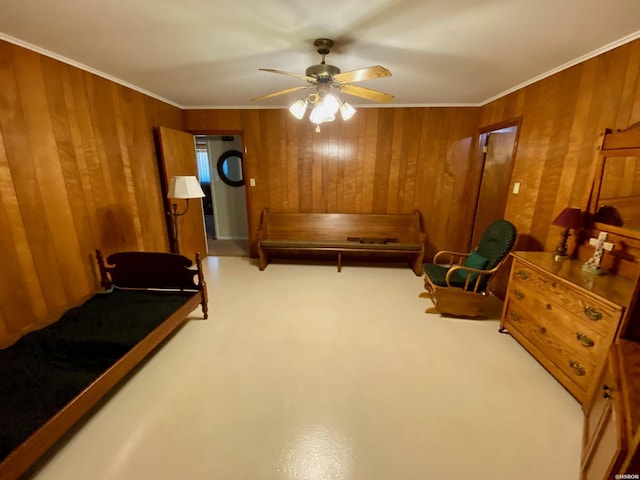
[95,249,112,289]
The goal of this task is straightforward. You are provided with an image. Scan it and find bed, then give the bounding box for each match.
[0,250,208,480]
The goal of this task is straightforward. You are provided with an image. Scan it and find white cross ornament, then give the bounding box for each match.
[582,232,614,275]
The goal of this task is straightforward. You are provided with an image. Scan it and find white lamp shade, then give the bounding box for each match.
[167,176,205,199]
[340,102,356,120]
[289,98,307,119]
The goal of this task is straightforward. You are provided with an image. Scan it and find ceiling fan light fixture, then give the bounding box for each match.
[321,93,341,116]
[289,98,307,119]
[309,103,335,125]
[339,101,356,121]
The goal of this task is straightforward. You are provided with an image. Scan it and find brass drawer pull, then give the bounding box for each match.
[514,289,525,299]
[576,332,595,348]
[509,311,521,321]
[516,270,529,280]
[569,360,586,376]
[583,306,603,321]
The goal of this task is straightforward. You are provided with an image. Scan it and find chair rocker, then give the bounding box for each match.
[422,219,517,317]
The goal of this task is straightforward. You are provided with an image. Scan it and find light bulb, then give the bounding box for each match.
[309,103,335,125]
[322,93,340,115]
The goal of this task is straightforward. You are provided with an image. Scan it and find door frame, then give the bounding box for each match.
[468,117,522,250]
[187,129,251,245]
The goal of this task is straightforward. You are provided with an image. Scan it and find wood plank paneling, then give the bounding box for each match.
[184,107,482,259]
[0,40,182,346]
[480,39,640,253]
[3,34,640,347]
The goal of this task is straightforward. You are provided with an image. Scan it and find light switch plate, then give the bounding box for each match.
[512,182,520,194]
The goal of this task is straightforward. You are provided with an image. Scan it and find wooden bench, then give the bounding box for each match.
[256,209,426,275]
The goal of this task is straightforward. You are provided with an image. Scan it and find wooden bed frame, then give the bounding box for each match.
[0,250,208,480]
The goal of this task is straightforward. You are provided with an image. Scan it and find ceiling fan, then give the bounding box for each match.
[251,38,394,127]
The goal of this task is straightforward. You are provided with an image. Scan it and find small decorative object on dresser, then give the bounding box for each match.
[551,207,583,261]
[499,251,635,404]
[582,231,614,275]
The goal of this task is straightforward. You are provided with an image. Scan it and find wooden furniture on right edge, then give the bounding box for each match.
[502,124,640,479]
[582,340,640,479]
[579,123,640,480]
[499,251,636,404]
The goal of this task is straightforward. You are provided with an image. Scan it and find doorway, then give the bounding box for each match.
[194,135,250,256]
[471,119,520,299]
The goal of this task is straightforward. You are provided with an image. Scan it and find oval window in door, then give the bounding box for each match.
[216,150,244,187]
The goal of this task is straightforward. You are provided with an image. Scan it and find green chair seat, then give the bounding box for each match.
[422,263,467,288]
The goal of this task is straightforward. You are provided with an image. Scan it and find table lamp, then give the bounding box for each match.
[552,207,583,261]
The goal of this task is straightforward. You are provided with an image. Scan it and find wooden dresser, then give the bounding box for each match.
[500,251,636,404]
[581,340,640,479]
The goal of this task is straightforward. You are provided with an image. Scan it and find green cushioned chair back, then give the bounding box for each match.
[475,219,517,270]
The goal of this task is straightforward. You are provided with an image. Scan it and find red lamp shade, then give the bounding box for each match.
[552,207,583,229]
[551,207,583,260]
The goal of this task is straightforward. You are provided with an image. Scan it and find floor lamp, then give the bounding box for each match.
[167,175,205,254]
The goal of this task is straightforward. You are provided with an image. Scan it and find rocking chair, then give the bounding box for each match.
[422,219,517,317]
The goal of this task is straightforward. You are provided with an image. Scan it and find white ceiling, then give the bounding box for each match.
[2,0,640,109]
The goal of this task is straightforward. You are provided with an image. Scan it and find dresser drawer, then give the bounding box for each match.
[504,302,596,391]
[511,260,622,337]
[507,283,605,362]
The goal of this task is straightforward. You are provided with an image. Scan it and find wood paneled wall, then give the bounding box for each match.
[3,34,640,346]
[0,40,182,346]
[480,38,640,253]
[184,107,481,258]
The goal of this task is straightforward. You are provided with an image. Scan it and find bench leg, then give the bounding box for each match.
[258,247,268,271]
[337,252,342,272]
[410,253,423,276]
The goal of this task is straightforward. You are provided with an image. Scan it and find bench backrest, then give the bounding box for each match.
[258,209,425,243]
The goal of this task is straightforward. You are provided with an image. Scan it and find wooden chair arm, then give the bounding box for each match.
[433,250,471,266]
[445,263,502,292]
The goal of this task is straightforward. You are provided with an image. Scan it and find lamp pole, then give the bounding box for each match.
[166,176,204,255]
[168,200,190,254]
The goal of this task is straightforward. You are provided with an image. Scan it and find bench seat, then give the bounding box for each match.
[257,209,426,274]
[261,239,422,250]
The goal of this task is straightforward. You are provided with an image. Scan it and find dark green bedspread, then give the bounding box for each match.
[0,288,195,462]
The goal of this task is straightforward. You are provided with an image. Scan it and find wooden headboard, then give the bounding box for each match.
[96,250,204,291]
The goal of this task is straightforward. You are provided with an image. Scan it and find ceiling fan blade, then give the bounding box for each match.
[251,85,313,102]
[333,65,391,84]
[339,84,394,103]
[259,68,317,83]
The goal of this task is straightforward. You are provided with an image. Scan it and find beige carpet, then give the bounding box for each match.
[28,257,582,480]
